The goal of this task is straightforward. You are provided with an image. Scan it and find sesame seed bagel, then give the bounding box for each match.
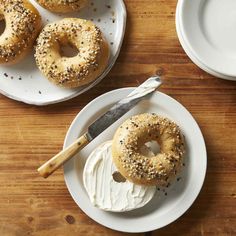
[0,0,41,64]
[35,0,88,13]
[112,113,185,186]
[35,18,110,88]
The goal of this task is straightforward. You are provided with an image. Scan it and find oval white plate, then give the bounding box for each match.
[0,0,126,105]
[63,88,207,233]
[176,0,236,81]
[179,0,236,78]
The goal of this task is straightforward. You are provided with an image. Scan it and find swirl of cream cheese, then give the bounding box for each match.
[83,141,156,212]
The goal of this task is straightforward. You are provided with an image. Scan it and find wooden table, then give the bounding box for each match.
[0,0,235,235]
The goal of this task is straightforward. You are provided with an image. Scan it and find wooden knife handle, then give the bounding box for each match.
[37,133,90,178]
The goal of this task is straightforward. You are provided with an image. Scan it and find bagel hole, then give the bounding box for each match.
[141,141,160,157]
[112,171,126,183]
[0,17,6,36]
[59,42,79,58]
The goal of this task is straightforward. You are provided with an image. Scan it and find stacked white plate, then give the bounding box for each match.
[176,0,236,81]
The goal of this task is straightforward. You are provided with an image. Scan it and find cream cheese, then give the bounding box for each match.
[83,141,156,212]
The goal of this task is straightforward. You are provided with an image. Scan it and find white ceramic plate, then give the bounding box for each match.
[63,88,207,233]
[0,0,126,105]
[178,0,236,78]
[176,0,236,81]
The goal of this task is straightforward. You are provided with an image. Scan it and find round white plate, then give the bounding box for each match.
[0,0,126,105]
[63,88,207,233]
[176,1,236,81]
[178,0,236,78]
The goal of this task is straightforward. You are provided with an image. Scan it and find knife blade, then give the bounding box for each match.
[38,76,162,178]
[87,76,162,140]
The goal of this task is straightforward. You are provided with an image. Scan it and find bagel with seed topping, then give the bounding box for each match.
[35,0,88,13]
[0,0,41,64]
[34,18,110,88]
[112,113,185,186]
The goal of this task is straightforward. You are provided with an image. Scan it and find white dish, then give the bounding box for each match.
[176,0,236,81]
[63,88,207,233]
[0,0,126,105]
[178,0,236,78]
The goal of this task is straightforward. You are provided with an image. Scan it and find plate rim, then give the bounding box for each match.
[175,0,236,81]
[178,0,236,77]
[63,87,207,233]
[0,0,127,106]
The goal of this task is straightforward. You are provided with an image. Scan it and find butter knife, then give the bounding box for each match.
[38,76,162,178]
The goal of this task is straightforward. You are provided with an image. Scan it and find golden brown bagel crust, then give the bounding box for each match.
[35,18,110,88]
[0,0,41,64]
[36,0,88,13]
[112,113,185,186]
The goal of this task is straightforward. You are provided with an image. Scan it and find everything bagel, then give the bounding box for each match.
[35,18,109,88]
[112,113,185,186]
[0,0,41,64]
[35,0,88,13]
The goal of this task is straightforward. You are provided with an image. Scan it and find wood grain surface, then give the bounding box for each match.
[0,0,236,235]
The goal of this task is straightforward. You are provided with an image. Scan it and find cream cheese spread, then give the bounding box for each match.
[83,141,156,212]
